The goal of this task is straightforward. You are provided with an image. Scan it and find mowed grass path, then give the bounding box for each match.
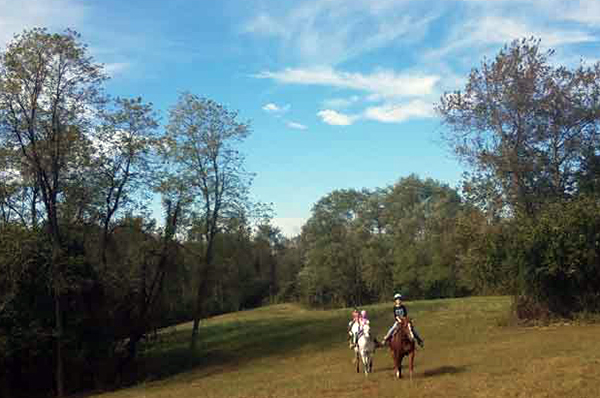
[88,297,600,398]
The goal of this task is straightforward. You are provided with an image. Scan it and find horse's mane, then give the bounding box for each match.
[393,317,413,343]
[362,323,371,336]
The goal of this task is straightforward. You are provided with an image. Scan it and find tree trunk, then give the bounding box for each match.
[51,238,65,398]
[190,318,201,350]
[190,283,207,350]
[0,366,11,398]
[54,287,64,397]
[30,186,38,229]
[115,331,143,383]
[190,236,215,350]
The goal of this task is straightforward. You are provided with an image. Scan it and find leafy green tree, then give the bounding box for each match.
[359,234,394,301]
[294,178,467,305]
[575,146,600,197]
[511,197,600,317]
[0,28,106,397]
[253,222,285,301]
[300,189,369,306]
[453,208,511,294]
[274,235,303,302]
[0,224,52,398]
[438,37,600,318]
[376,175,463,298]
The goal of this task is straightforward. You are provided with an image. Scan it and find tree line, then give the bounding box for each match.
[292,38,600,315]
[1,30,600,398]
[286,38,600,316]
[0,28,283,397]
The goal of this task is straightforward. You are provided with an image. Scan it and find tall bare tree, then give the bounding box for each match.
[436,37,600,216]
[93,97,159,268]
[162,93,252,350]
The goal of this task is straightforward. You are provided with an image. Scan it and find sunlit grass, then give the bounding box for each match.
[86,297,600,398]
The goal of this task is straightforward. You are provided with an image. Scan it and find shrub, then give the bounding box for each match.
[512,197,600,318]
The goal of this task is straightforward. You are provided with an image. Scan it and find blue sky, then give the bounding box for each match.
[3,0,600,236]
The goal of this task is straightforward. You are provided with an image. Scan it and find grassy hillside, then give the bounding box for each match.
[87,297,600,398]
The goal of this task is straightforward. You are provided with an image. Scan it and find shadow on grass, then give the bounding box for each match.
[374,364,468,378]
[422,365,468,377]
[113,311,346,389]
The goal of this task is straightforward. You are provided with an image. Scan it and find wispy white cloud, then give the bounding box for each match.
[242,13,288,37]
[286,121,308,130]
[561,0,600,26]
[259,66,440,126]
[322,95,361,109]
[363,100,434,123]
[317,109,357,126]
[520,0,600,28]
[0,1,139,80]
[0,0,86,46]
[262,102,291,114]
[262,103,279,112]
[257,66,439,99]
[427,0,600,62]
[428,15,596,60]
[317,100,435,126]
[474,16,594,47]
[242,0,438,65]
[103,62,131,77]
[249,0,600,127]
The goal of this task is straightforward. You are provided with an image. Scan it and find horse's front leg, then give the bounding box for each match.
[363,354,370,375]
[396,354,403,379]
[409,349,415,381]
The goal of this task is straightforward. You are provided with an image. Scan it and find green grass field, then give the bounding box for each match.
[87,297,600,398]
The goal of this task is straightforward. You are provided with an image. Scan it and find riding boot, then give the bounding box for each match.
[380,336,389,347]
[350,334,358,348]
[408,324,424,348]
[413,331,424,348]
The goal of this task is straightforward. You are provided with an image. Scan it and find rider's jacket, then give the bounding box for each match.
[393,304,407,320]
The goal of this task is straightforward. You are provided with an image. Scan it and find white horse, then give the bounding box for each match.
[356,323,375,374]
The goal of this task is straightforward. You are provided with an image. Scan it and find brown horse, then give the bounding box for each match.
[389,317,416,379]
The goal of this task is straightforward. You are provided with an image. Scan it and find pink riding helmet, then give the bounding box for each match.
[360,310,368,319]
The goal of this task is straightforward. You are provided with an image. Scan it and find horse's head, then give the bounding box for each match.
[398,316,411,329]
[396,317,415,342]
[389,317,411,342]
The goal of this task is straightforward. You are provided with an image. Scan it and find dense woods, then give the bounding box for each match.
[1,30,599,397]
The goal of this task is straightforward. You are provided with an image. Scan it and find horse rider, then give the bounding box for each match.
[359,310,369,326]
[359,310,382,346]
[348,308,361,348]
[380,293,424,348]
